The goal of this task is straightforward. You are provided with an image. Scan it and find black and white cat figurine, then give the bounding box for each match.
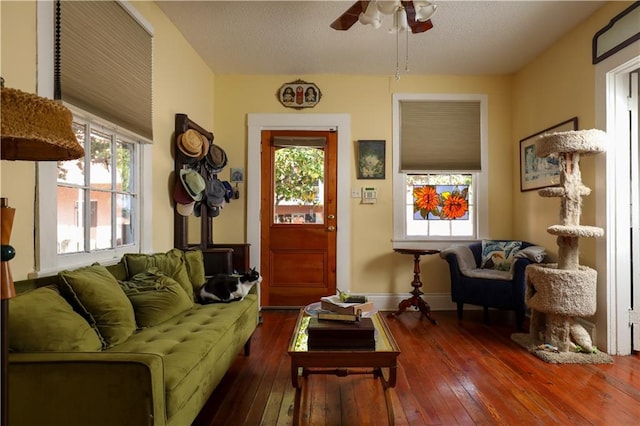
[198,268,262,304]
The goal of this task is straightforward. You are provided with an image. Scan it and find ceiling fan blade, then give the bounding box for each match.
[330,0,370,30]
[401,0,435,34]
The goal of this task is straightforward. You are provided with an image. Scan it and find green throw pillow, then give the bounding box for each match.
[58,264,136,348]
[123,249,194,301]
[480,240,523,271]
[183,249,206,293]
[119,271,193,328]
[9,286,103,352]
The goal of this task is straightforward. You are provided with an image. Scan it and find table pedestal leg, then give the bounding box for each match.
[388,253,438,325]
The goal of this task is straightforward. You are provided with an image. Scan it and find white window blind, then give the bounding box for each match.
[55,0,153,140]
[399,100,481,172]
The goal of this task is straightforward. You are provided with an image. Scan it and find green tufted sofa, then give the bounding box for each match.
[7,249,260,426]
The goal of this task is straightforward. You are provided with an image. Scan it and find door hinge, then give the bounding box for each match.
[629,308,640,326]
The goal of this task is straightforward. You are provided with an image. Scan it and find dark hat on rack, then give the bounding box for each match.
[173,177,193,205]
[221,181,234,203]
[193,200,220,218]
[204,143,228,174]
[204,178,226,207]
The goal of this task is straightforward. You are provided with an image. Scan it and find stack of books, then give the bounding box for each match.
[319,295,375,319]
[307,317,375,350]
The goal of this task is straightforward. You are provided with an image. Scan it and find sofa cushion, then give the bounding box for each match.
[119,271,194,328]
[107,293,259,421]
[8,286,103,352]
[480,240,522,271]
[183,249,206,293]
[515,245,547,263]
[123,249,194,302]
[58,264,136,348]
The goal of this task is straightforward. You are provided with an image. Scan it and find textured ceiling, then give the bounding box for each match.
[155,0,607,76]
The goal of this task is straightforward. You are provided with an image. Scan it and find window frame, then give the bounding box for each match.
[36,107,152,274]
[392,93,489,249]
[36,1,152,276]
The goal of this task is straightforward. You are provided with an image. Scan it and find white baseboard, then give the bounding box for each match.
[367,293,463,311]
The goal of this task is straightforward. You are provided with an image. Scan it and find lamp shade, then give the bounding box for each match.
[1,86,84,161]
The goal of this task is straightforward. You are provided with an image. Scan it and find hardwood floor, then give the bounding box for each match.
[192,309,640,426]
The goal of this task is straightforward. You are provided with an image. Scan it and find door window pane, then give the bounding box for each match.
[273,146,324,224]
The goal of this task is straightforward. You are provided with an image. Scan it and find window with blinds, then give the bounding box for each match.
[399,100,481,172]
[55,0,153,140]
[37,1,153,273]
[392,94,488,244]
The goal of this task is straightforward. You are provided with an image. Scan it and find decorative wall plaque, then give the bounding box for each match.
[277,79,321,109]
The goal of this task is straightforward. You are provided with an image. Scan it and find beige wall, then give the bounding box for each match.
[1,1,39,281]
[212,74,514,294]
[512,1,631,267]
[0,1,214,280]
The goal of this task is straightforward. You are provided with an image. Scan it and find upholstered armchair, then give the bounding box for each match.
[440,241,546,330]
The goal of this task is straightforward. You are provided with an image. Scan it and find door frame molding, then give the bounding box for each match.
[595,42,640,355]
[247,114,351,305]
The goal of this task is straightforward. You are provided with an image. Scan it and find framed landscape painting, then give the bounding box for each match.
[519,117,578,192]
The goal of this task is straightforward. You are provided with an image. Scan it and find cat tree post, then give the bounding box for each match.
[525,129,607,353]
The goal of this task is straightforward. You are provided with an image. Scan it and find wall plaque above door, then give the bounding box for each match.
[277,79,321,110]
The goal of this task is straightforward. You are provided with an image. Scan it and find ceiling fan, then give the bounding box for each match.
[330,0,437,34]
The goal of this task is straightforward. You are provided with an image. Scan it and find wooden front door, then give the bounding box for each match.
[260,130,337,306]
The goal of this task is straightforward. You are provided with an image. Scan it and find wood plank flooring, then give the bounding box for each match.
[192,309,640,426]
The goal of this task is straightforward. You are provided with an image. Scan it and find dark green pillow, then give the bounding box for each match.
[58,264,136,348]
[119,271,193,327]
[9,286,103,352]
[123,249,193,301]
[184,249,206,293]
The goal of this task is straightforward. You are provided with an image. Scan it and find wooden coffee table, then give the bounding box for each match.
[288,310,401,425]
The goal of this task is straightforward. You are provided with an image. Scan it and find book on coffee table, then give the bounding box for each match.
[320,295,375,316]
[307,317,375,350]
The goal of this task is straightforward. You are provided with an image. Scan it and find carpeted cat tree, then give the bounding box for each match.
[512,129,613,364]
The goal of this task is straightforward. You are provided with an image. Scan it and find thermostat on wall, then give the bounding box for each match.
[362,187,377,204]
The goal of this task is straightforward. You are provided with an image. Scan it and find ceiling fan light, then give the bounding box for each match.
[415,2,438,22]
[395,7,409,32]
[359,1,382,28]
[377,0,400,15]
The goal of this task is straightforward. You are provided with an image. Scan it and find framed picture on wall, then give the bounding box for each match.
[519,117,578,192]
[277,79,321,109]
[357,140,385,179]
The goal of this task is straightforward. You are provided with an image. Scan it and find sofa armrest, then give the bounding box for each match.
[9,352,166,426]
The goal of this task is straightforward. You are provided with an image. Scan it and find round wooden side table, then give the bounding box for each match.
[389,248,441,325]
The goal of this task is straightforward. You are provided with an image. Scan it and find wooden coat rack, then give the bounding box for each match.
[173,113,250,275]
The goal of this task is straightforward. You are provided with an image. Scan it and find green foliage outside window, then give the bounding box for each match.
[274,147,324,205]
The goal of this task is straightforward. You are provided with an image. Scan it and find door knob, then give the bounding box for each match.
[327,226,336,232]
[327,214,335,220]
